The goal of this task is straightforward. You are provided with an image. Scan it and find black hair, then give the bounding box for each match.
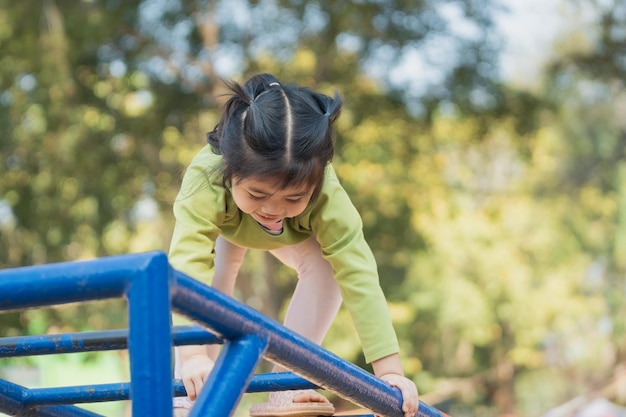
[207,73,343,202]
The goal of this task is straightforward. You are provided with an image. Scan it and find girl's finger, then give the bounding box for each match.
[185,381,196,400]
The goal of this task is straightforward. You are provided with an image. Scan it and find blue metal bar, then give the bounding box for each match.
[126,251,173,417]
[0,377,28,416]
[191,334,268,417]
[172,272,443,417]
[0,325,221,358]
[23,405,104,417]
[0,252,447,417]
[20,382,129,406]
[172,325,222,347]
[244,372,319,393]
[0,252,163,311]
[0,378,101,417]
[10,372,317,406]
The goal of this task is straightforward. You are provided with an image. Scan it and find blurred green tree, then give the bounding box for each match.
[0,1,581,416]
[0,0,508,327]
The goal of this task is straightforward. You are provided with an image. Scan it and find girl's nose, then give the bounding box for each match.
[262,202,284,216]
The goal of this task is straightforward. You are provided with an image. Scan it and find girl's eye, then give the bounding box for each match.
[286,197,303,203]
[248,193,265,200]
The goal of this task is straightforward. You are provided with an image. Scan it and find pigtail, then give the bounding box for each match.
[206,123,220,152]
[324,90,343,124]
[272,86,342,201]
[206,79,252,154]
[239,74,287,157]
[244,73,281,127]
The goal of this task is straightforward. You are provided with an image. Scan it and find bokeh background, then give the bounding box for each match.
[2,0,626,416]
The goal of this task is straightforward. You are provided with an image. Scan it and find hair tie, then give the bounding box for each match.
[269,82,280,87]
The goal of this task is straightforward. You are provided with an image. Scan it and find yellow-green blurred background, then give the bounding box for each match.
[2,0,626,416]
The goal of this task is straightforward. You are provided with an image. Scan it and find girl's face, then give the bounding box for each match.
[231,175,315,226]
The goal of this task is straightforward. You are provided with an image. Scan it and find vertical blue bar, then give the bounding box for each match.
[190,334,268,417]
[126,252,173,417]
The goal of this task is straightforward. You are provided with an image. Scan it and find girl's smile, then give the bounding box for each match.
[230,176,315,227]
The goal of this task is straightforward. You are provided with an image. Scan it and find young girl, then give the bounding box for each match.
[169,73,418,417]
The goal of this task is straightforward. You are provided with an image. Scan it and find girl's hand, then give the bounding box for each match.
[179,353,215,400]
[371,353,419,417]
[379,373,419,417]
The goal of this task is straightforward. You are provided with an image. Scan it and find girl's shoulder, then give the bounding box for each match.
[318,163,348,199]
[185,145,223,182]
[319,163,341,191]
[189,144,223,170]
[307,163,359,219]
[176,145,225,202]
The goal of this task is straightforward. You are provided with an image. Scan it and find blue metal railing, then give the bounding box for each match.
[0,251,448,417]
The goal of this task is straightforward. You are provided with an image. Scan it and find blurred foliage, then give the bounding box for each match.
[1,0,626,416]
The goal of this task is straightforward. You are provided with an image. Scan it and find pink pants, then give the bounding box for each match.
[173,235,343,408]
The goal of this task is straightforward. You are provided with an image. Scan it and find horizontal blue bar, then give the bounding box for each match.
[0,378,101,417]
[243,372,319,393]
[0,325,221,358]
[28,405,103,417]
[1,373,368,416]
[336,415,374,417]
[15,373,317,406]
[0,252,167,311]
[23,382,129,406]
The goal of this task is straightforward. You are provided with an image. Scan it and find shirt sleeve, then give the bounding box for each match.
[310,167,400,363]
[168,153,225,285]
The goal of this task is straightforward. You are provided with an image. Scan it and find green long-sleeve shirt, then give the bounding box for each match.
[169,144,399,363]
